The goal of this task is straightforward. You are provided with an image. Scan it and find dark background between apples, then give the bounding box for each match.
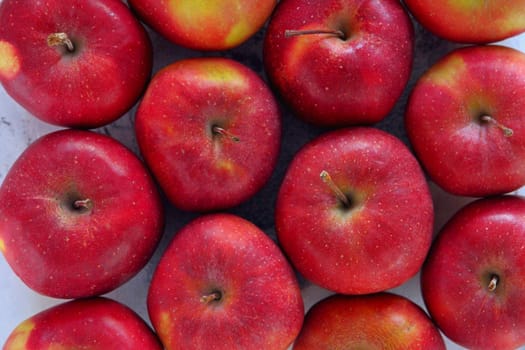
[1,3,524,349]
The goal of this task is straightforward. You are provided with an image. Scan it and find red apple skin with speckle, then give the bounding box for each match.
[147,213,304,350]
[404,0,525,43]
[0,129,164,299]
[263,0,414,126]
[422,196,525,350]
[276,127,433,294]
[3,298,162,350]
[294,293,445,350]
[0,0,152,128]
[405,45,525,197]
[135,57,281,212]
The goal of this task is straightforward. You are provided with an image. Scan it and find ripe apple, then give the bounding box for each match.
[405,45,525,197]
[421,195,525,350]
[128,0,277,51]
[275,127,433,294]
[147,213,304,350]
[0,129,164,299]
[404,0,525,43]
[3,297,162,349]
[135,57,281,212]
[263,0,414,126]
[294,292,445,349]
[0,0,152,128]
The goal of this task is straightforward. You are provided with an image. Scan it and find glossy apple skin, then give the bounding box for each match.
[128,0,276,50]
[405,45,525,197]
[276,127,433,294]
[294,292,445,349]
[0,0,152,128]
[404,0,525,43]
[0,129,164,298]
[421,196,525,350]
[263,0,414,126]
[3,297,162,349]
[135,57,281,212]
[147,213,304,350]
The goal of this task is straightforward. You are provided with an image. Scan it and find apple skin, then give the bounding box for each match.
[405,45,525,197]
[293,292,445,349]
[275,127,433,294]
[0,129,164,299]
[128,0,276,51]
[421,196,525,350]
[263,0,414,126]
[0,0,152,128]
[404,0,525,43]
[3,297,162,349]
[147,213,304,350]
[135,57,281,212]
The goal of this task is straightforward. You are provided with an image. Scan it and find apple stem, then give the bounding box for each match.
[73,198,92,211]
[47,32,75,52]
[200,291,222,304]
[488,274,499,292]
[480,115,513,137]
[320,170,351,208]
[285,29,346,40]
[212,126,240,143]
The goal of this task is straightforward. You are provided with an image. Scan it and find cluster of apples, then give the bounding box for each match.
[1,0,525,349]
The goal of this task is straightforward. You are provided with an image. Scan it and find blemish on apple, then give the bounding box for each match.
[0,41,20,79]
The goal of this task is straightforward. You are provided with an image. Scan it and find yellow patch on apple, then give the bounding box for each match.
[157,312,174,347]
[425,55,466,88]
[3,319,34,348]
[216,159,236,173]
[225,21,250,47]
[0,238,5,254]
[169,0,222,26]
[0,41,20,79]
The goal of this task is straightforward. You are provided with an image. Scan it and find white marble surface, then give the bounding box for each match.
[1,3,525,349]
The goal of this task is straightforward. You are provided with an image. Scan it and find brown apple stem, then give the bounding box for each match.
[284,29,346,39]
[320,170,350,208]
[200,291,222,304]
[47,32,75,52]
[480,115,513,137]
[488,274,499,292]
[73,198,92,210]
[212,126,240,143]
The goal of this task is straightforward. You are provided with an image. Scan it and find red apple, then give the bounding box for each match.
[0,0,152,128]
[147,213,304,350]
[263,0,414,126]
[405,45,525,197]
[0,129,164,298]
[421,195,525,350]
[404,0,525,43]
[275,127,433,294]
[294,292,445,349]
[128,0,277,51]
[135,57,281,212]
[3,297,162,349]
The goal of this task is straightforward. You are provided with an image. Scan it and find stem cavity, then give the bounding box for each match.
[73,198,93,212]
[487,274,499,292]
[212,126,240,143]
[320,170,351,208]
[480,115,513,137]
[47,32,75,52]
[200,291,222,304]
